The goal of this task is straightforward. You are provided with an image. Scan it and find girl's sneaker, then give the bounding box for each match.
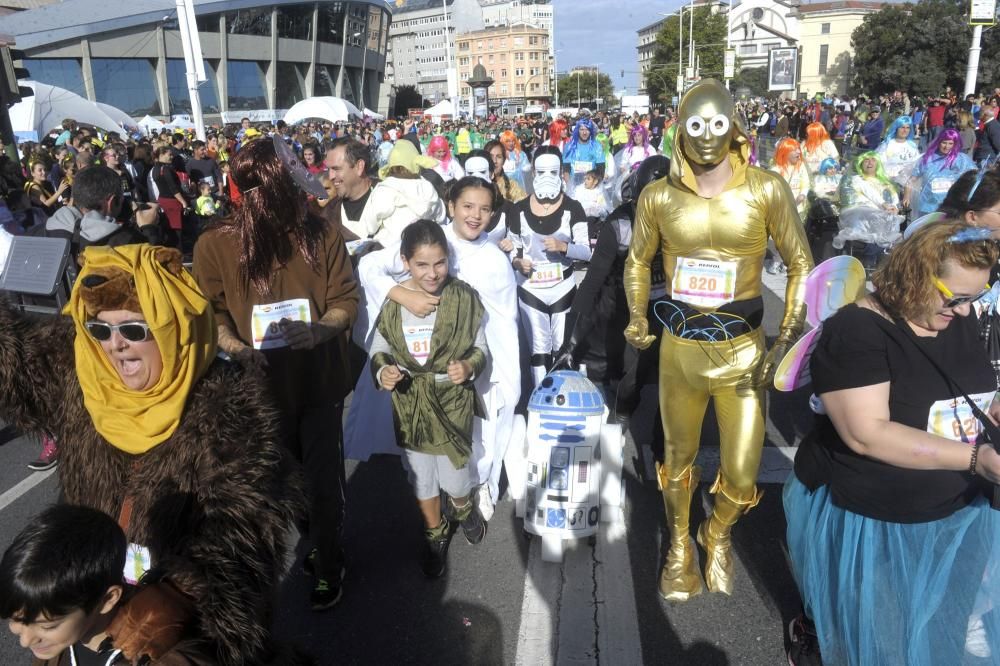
[421,517,452,579]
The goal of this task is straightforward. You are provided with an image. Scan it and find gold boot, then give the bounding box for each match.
[656,463,704,602]
[696,475,761,596]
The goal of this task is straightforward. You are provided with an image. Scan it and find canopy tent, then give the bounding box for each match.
[137,115,165,134]
[422,99,455,120]
[95,102,139,132]
[9,81,126,140]
[283,97,363,125]
[164,115,196,130]
[363,107,385,120]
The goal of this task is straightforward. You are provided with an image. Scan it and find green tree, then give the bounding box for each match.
[734,66,769,97]
[645,6,728,104]
[851,0,1000,97]
[556,70,617,109]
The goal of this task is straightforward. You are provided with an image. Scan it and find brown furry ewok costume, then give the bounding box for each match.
[0,246,304,665]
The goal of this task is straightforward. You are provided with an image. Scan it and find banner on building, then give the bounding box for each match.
[724,50,736,79]
[767,47,797,92]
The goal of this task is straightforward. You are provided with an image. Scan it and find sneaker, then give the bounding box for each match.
[309,559,346,611]
[787,614,823,666]
[477,484,495,522]
[966,615,992,659]
[27,436,58,472]
[460,505,487,545]
[421,518,452,579]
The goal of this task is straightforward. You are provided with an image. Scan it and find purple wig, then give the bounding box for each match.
[629,124,650,149]
[922,128,963,169]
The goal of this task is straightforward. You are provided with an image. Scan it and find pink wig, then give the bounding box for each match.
[428,135,453,167]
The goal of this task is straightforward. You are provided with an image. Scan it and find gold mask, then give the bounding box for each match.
[677,79,735,166]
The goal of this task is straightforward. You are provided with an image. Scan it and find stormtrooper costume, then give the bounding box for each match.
[345,207,520,516]
[506,148,591,385]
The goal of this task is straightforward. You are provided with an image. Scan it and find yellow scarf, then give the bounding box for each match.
[68,245,218,454]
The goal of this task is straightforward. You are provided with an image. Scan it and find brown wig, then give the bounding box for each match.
[229,138,324,296]
[873,219,998,321]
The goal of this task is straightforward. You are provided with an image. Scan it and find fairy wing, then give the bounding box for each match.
[775,256,866,392]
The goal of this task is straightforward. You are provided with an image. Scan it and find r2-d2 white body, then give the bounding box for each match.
[504,370,624,562]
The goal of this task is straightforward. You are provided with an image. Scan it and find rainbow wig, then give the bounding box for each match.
[564,117,599,158]
[818,157,839,175]
[428,135,453,168]
[922,128,963,169]
[854,151,895,194]
[881,115,915,148]
[803,122,830,154]
[773,137,802,170]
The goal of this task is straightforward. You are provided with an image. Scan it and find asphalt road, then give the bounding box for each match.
[0,276,812,665]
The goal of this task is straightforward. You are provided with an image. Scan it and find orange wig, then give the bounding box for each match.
[803,122,830,154]
[773,138,803,170]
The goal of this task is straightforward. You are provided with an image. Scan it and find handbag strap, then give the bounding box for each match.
[877,313,1000,441]
[873,311,1000,506]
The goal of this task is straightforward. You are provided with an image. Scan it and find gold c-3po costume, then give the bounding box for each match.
[624,80,812,601]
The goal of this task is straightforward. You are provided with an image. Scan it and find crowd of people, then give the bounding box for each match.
[0,76,998,665]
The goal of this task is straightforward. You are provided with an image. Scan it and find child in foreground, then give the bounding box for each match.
[0,505,212,665]
[369,219,490,578]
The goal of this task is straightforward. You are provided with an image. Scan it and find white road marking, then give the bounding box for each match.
[515,538,558,665]
[0,468,56,512]
[514,434,643,665]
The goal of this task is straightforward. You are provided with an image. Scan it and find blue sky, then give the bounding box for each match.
[552,0,674,96]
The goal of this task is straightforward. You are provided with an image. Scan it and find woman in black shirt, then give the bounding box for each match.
[785,219,1000,665]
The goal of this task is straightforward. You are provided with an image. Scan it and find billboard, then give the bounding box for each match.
[768,47,797,92]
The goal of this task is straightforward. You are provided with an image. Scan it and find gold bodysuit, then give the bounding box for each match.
[622,78,813,599]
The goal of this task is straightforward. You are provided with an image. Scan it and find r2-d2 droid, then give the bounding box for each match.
[504,370,625,562]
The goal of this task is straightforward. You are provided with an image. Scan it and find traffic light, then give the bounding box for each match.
[0,46,32,108]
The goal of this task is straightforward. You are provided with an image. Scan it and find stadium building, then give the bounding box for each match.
[1,0,392,121]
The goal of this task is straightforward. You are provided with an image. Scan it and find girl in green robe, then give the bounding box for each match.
[369,220,490,578]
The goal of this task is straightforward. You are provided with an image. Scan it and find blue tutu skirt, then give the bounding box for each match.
[784,475,1000,666]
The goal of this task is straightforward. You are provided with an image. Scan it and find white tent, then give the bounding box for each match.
[283,97,363,125]
[363,107,385,120]
[9,81,125,139]
[95,102,139,132]
[137,115,165,134]
[422,99,455,120]
[165,115,196,130]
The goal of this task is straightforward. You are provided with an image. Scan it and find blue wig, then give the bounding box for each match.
[880,115,915,148]
[818,157,839,175]
[564,118,599,160]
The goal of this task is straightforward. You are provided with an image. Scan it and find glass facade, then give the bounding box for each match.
[196,12,220,34]
[22,59,85,97]
[227,60,268,110]
[167,59,221,114]
[91,58,159,116]
[226,8,271,36]
[275,62,307,108]
[277,4,314,40]
[314,64,339,97]
[319,3,347,45]
[22,2,392,117]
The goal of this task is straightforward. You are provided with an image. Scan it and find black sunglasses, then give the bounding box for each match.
[85,320,153,343]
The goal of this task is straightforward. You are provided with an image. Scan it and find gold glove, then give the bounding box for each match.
[625,316,656,350]
[750,333,794,390]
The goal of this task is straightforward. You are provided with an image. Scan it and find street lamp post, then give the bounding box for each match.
[360,31,369,110]
[594,63,602,111]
